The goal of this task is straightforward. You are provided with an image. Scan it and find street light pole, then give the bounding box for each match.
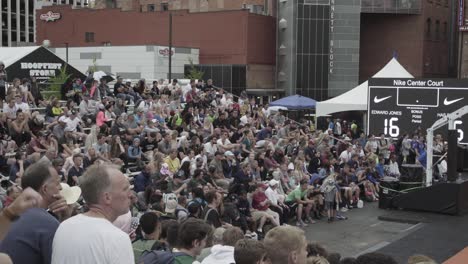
[65,42,69,64]
[168,12,173,81]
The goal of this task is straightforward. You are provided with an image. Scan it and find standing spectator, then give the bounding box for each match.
[172,218,212,263]
[132,212,161,261]
[0,162,66,264]
[234,239,269,264]
[51,164,134,263]
[0,61,6,108]
[201,226,244,264]
[264,226,308,264]
[321,175,338,223]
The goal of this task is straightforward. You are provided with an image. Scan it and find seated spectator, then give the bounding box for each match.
[285,179,315,227]
[134,165,152,193]
[67,154,84,186]
[252,183,280,229]
[202,190,229,228]
[265,179,289,225]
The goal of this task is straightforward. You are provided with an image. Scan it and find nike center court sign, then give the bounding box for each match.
[368,78,468,144]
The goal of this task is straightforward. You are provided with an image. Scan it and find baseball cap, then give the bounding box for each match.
[224,151,235,157]
[165,199,178,214]
[269,179,279,186]
[58,116,67,123]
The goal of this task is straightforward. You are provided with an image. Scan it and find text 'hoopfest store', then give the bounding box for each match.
[0,46,84,82]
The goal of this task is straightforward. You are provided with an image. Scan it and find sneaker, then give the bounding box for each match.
[340,207,348,212]
[305,217,316,224]
[336,215,348,220]
[296,221,308,227]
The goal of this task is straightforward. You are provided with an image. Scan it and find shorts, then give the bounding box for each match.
[0,85,5,101]
[251,210,269,221]
[325,201,337,210]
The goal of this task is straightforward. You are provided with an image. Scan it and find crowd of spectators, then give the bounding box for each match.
[0,74,442,264]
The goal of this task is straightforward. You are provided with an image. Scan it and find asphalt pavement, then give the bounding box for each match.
[302,202,467,263]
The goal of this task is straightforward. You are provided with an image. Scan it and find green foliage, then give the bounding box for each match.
[185,57,204,80]
[88,57,98,73]
[45,64,71,99]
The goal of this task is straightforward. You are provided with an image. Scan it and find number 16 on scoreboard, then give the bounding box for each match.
[384,117,400,137]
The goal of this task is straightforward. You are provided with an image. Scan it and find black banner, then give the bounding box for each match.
[5,46,85,82]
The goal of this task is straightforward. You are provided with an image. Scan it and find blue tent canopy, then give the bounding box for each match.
[269,94,316,110]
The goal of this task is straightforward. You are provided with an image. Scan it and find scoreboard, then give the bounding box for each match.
[367,78,468,144]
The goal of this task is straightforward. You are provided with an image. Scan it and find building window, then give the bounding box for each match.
[161,3,169,11]
[435,20,440,40]
[443,21,448,40]
[85,32,95,43]
[426,18,431,40]
[148,4,155,11]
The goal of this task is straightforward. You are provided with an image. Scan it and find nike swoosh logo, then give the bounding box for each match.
[444,97,464,105]
[374,96,392,103]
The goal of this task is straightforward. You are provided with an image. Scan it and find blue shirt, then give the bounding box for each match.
[134,172,151,193]
[0,208,59,264]
[128,145,142,159]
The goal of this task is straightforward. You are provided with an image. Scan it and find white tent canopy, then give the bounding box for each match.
[316,58,414,117]
[0,46,39,67]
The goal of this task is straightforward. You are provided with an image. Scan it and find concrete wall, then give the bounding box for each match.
[328,0,361,97]
[276,0,296,95]
[51,45,199,80]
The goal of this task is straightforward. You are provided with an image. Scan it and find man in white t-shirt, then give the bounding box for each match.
[52,164,134,264]
[15,95,30,114]
[339,145,353,165]
[204,136,218,158]
[2,98,18,120]
[64,110,87,141]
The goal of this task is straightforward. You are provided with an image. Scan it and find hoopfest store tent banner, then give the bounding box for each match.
[0,46,85,82]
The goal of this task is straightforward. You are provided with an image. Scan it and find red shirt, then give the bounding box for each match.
[252,191,269,211]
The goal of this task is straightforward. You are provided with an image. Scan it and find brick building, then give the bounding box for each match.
[35,6,276,95]
[93,0,275,15]
[360,0,456,82]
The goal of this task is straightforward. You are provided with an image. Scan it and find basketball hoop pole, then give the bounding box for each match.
[426,106,468,186]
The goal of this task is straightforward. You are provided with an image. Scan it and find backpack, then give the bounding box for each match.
[137,250,190,264]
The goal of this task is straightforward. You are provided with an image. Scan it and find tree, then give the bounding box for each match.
[185,57,204,80]
[46,65,71,99]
